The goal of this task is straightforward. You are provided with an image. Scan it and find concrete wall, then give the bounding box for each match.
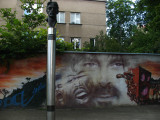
[0,52,160,109]
[0,0,17,8]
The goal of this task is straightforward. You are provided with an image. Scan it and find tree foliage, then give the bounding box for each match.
[0,0,73,60]
[106,0,136,43]
[83,0,160,53]
[128,0,160,53]
[0,0,47,57]
[137,0,160,32]
[83,31,123,52]
[56,39,73,53]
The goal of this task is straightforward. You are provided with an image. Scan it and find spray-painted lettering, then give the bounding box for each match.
[0,83,45,108]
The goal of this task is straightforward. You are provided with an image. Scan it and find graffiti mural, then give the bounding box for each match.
[0,55,47,108]
[55,53,160,108]
[0,81,46,108]
[0,53,160,108]
[117,66,160,105]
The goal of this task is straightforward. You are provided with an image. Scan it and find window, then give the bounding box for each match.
[24,3,43,15]
[70,13,80,24]
[71,38,81,49]
[57,12,65,23]
[90,38,95,47]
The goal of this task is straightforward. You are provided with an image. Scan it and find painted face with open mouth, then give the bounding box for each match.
[73,85,89,104]
[55,83,65,106]
[64,74,91,105]
[56,91,64,104]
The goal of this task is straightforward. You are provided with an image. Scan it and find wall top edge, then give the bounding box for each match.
[64,51,160,56]
[0,51,159,56]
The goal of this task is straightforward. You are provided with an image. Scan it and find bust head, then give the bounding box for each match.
[46,2,59,18]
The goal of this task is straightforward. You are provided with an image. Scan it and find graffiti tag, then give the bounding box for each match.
[0,83,45,108]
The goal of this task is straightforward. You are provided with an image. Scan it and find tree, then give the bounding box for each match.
[0,89,9,99]
[137,0,160,32]
[83,0,135,52]
[127,0,160,53]
[26,77,31,82]
[83,31,123,52]
[127,25,160,53]
[56,39,73,53]
[106,0,136,44]
[0,0,47,59]
[0,0,73,60]
[106,0,160,53]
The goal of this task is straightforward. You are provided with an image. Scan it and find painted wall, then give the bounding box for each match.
[0,53,160,108]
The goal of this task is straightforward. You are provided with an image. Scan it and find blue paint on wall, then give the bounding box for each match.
[0,82,46,108]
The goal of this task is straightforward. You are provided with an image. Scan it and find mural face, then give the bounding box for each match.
[55,54,134,107]
[0,53,160,108]
[55,54,160,107]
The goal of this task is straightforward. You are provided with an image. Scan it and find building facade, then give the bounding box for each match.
[55,0,106,49]
[2,0,106,49]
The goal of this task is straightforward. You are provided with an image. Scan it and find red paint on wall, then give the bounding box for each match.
[0,55,47,88]
[131,67,139,98]
[140,61,160,78]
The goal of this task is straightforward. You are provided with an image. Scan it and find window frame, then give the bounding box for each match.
[71,37,81,49]
[57,12,65,23]
[70,12,81,24]
[90,38,96,47]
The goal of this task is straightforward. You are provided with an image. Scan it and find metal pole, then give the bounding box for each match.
[47,27,56,120]
[46,1,58,119]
